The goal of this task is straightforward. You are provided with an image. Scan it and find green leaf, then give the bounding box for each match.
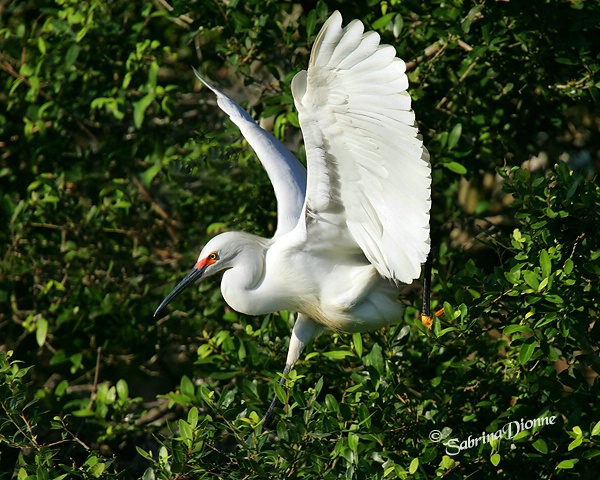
[409,457,419,474]
[372,13,395,30]
[440,455,455,469]
[323,350,355,359]
[555,57,578,65]
[188,407,198,428]
[522,270,540,290]
[178,419,193,448]
[38,37,47,55]
[65,44,81,69]
[393,14,403,37]
[140,162,162,188]
[273,382,287,404]
[384,465,396,477]
[133,92,156,129]
[519,340,536,364]
[504,325,534,335]
[539,250,551,278]
[444,161,467,175]
[443,301,457,320]
[545,294,564,305]
[90,462,105,478]
[72,408,95,417]
[116,379,129,400]
[537,277,548,291]
[136,446,153,461]
[564,258,574,275]
[314,376,324,398]
[180,375,195,399]
[363,343,384,375]
[490,453,500,466]
[306,10,316,38]
[448,123,462,150]
[584,449,600,460]
[504,268,521,284]
[148,61,159,87]
[352,332,363,357]
[348,432,359,453]
[36,317,48,347]
[591,420,600,436]
[568,436,583,451]
[556,459,576,469]
[142,467,156,480]
[55,379,69,397]
[532,438,548,454]
[325,393,339,413]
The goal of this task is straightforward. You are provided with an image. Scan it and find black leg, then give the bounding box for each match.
[262,364,291,427]
[421,248,433,328]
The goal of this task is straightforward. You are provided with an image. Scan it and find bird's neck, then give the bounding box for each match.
[220,236,271,316]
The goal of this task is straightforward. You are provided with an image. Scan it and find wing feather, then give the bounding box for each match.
[291,11,431,283]
[327,20,365,67]
[193,68,307,237]
[337,33,381,71]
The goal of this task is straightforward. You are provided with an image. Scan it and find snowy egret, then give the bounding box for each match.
[155,10,431,424]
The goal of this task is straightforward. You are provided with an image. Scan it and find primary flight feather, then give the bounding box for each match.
[155,10,431,424]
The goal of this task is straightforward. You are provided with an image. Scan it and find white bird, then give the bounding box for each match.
[155,11,431,424]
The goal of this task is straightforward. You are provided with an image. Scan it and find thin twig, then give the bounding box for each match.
[457,39,473,52]
[405,40,445,71]
[87,347,102,409]
[29,222,65,230]
[436,57,479,110]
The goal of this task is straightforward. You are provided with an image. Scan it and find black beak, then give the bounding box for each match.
[154,265,206,319]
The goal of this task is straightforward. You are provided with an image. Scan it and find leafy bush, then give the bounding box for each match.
[1,0,599,478]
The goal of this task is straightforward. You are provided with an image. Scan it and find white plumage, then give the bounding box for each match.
[155,11,431,423]
[292,12,430,283]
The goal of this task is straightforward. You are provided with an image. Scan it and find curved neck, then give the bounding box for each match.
[220,236,271,315]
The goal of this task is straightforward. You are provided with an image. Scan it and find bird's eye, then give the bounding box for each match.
[208,252,218,261]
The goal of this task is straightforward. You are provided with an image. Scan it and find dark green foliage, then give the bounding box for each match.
[1,0,599,478]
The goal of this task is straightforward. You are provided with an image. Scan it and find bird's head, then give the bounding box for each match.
[153,232,262,319]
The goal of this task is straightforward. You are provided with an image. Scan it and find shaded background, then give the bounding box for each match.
[1,0,599,478]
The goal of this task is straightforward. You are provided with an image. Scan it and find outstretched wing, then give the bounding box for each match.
[193,68,307,237]
[291,11,431,283]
